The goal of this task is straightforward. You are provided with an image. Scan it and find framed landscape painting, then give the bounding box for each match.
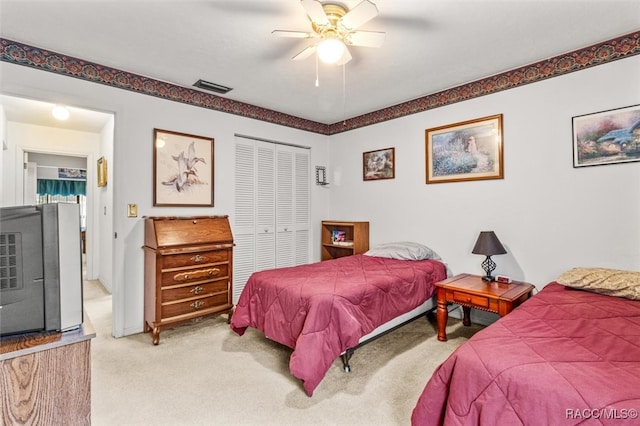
[153,128,214,206]
[425,114,503,184]
[363,147,395,181]
[572,104,640,167]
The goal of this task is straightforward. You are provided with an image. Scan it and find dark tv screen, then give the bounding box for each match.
[0,205,46,335]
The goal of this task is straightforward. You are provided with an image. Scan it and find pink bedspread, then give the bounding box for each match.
[230,254,446,396]
[412,283,640,425]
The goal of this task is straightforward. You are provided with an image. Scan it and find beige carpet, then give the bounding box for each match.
[84,279,483,425]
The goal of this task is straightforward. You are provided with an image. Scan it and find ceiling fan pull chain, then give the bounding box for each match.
[315,53,320,87]
[342,63,347,125]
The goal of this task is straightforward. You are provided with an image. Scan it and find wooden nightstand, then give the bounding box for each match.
[435,273,535,341]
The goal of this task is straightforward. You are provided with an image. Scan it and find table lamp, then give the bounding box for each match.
[472,231,507,282]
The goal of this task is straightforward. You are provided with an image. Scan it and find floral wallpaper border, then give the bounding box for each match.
[1,31,639,136]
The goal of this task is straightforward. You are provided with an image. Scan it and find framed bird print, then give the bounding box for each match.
[153,128,214,206]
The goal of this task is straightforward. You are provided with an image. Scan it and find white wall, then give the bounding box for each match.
[2,54,638,335]
[1,62,331,337]
[3,123,100,205]
[2,122,104,281]
[328,56,640,290]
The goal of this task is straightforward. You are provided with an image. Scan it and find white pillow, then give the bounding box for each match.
[364,241,441,261]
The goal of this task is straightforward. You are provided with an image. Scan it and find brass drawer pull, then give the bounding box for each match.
[191,254,207,263]
[173,267,221,281]
[174,272,189,281]
[190,300,205,310]
[190,286,204,295]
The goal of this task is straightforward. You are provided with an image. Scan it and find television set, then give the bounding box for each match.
[0,203,83,337]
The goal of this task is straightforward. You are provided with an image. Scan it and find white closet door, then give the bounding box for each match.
[294,149,310,265]
[276,148,294,268]
[255,142,276,271]
[233,140,256,303]
[275,145,311,267]
[233,137,310,303]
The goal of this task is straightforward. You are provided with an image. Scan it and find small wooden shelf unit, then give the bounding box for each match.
[321,220,369,260]
[143,215,234,345]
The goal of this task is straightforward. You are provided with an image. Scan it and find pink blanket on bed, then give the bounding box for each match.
[231,254,446,396]
[412,283,640,425]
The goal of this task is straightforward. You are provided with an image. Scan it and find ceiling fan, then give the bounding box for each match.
[272,0,385,65]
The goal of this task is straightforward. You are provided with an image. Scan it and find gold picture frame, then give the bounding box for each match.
[153,128,214,207]
[97,156,107,187]
[425,114,503,184]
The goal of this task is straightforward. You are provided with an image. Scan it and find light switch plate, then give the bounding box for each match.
[127,204,138,217]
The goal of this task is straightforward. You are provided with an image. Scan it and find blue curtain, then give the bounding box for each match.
[37,179,86,196]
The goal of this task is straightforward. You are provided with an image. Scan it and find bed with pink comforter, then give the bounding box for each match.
[231,254,446,396]
[412,282,640,425]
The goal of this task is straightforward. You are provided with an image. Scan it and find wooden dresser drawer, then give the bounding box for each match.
[452,291,489,308]
[161,250,229,269]
[161,293,230,320]
[161,280,228,303]
[161,264,229,285]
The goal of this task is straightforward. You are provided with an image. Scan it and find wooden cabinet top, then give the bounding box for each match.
[436,273,535,302]
[144,215,233,249]
[322,220,369,226]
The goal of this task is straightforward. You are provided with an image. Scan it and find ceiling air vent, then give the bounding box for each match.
[193,79,233,94]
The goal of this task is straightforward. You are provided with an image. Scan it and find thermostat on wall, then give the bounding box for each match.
[495,275,512,283]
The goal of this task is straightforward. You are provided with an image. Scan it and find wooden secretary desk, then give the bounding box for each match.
[143,215,234,345]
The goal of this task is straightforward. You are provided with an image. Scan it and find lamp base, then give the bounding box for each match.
[480,256,497,283]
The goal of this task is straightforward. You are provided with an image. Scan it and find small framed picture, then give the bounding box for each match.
[59,167,86,180]
[426,114,503,184]
[153,128,214,206]
[572,104,640,167]
[97,157,107,187]
[363,147,395,181]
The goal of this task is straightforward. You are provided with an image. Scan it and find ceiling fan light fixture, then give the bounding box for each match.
[52,105,70,121]
[317,38,345,64]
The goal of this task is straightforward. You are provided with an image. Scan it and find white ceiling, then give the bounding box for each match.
[1,0,639,128]
[0,94,113,133]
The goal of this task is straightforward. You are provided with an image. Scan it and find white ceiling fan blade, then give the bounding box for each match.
[336,46,352,66]
[346,31,385,47]
[272,30,314,39]
[340,0,379,30]
[300,0,329,26]
[292,45,317,61]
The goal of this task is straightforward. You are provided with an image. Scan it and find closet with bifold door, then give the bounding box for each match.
[233,135,311,303]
